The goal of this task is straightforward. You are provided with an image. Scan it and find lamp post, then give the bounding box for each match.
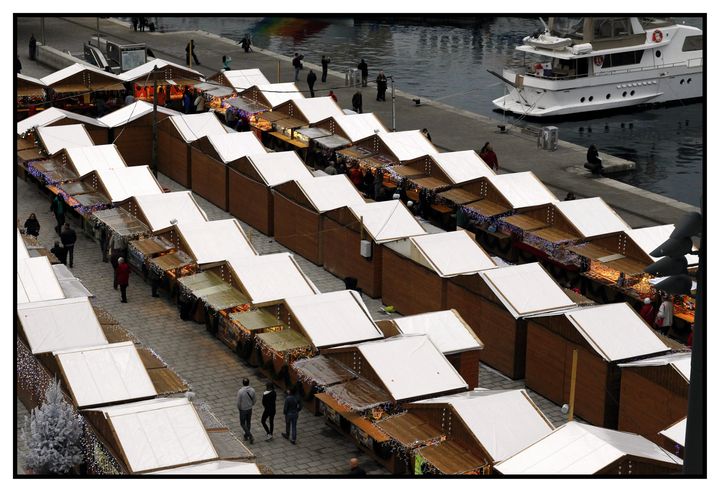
[150,65,160,178]
[389,75,396,132]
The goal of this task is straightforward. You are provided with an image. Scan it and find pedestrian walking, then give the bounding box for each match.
[240,36,252,53]
[564,192,576,201]
[29,34,37,61]
[60,223,77,268]
[480,142,499,172]
[282,387,301,444]
[185,40,200,67]
[321,55,330,82]
[49,194,65,235]
[139,17,147,32]
[182,89,192,114]
[376,71,388,101]
[131,17,138,31]
[222,55,232,71]
[50,241,67,266]
[328,90,337,103]
[655,293,674,336]
[23,213,40,237]
[292,53,304,81]
[156,86,166,107]
[421,128,432,142]
[349,458,366,476]
[306,69,317,98]
[116,257,130,303]
[236,378,256,444]
[639,297,656,326]
[357,59,368,87]
[352,91,363,113]
[108,233,126,289]
[261,383,276,441]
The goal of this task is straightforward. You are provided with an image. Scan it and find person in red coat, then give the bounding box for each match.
[639,297,656,326]
[480,142,499,172]
[116,257,131,303]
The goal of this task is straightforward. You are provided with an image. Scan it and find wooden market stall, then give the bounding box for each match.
[40,63,125,113]
[209,68,270,92]
[381,230,496,315]
[377,309,484,388]
[525,302,671,428]
[189,132,266,210]
[123,191,208,234]
[494,421,683,475]
[323,200,427,298]
[346,129,439,169]
[20,124,96,172]
[273,174,366,265]
[312,112,388,144]
[243,83,305,140]
[268,97,344,156]
[617,352,690,446]
[17,255,66,304]
[119,59,205,107]
[227,151,314,236]
[17,107,107,155]
[446,262,577,379]
[658,417,686,460]
[17,73,46,119]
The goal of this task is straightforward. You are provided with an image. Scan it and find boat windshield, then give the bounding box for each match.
[551,18,584,39]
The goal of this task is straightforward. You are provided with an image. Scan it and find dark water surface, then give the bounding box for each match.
[145,16,703,206]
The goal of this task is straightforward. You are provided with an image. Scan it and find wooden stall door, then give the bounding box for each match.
[273,193,322,265]
[190,148,228,211]
[228,169,273,236]
[380,248,445,316]
[525,322,568,405]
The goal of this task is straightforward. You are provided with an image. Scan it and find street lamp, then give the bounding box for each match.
[388,75,396,132]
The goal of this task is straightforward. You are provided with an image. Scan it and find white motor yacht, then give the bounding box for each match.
[492,17,703,118]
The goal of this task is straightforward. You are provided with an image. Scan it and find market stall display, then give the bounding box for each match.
[525,302,670,428]
[446,262,577,379]
[658,417,686,460]
[16,73,46,111]
[17,256,65,304]
[323,200,427,298]
[273,174,366,265]
[228,151,313,236]
[382,230,496,315]
[40,63,125,113]
[494,421,682,475]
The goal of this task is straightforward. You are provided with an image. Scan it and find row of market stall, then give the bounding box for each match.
[15,230,261,475]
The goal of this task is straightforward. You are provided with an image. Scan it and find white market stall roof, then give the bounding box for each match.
[220,68,270,91]
[52,264,93,299]
[284,290,383,348]
[205,132,266,163]
[494,421,682,474]
[227,253,320,307]
[349,201,427,244]
[17,107,105,135]
[351,335,468,401]
[294,174,366,213]
[176,219,257,265]
[98,100,180,128]
[245,151,314,187]
[40,62,123,88]
[87,397,217,473]
[377,130,439,161]
[119,58,204,83]
[64,145,128,177]
[487,172,558,209]
[554,197,630,238]
[415,389,554,462]
[331,113,387,142]
[618,351,691,382]
[564,303,670,362]
[430,150,495,184]
[17,256,65,304]
[257,82,305,107]
[291,96,344,124]
[17,297,108,354]
[627,224,700,266]
[659,418,686,448]
[36,124,95,155]
[169,112,231,143]
[409,230,496,277]
[95,166,163,202]
[148,460,261,475]
[479,262,576,318]
[391,310,483,355]
[133,191,208,232]
[18,73,46,86]
[54,341,157,408]
[16,229,30,260]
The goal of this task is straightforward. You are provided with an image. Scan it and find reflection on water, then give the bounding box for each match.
[149,16,703,206]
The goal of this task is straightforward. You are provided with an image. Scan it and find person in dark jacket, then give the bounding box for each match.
[24,213,40,237]
[261,383,276,440]
[349,458,366,476]
[29,34,37,60]
[306,70,317,98]
[479,142,499,172]
[116,257,130,303]
[16,57,22,74]
[282,387,301,444]
[357,59,368,87]
[321,55,330,82]
[362,168,375,198]
[131,17,138,31]
[182,89,192,114]
[49,194,65,234]
[185,40,200,66]
[421,128,432,142]
[586,144,603,174]
[60,223,77,268]
[240,36,252,53]
[50,241,67,265]
[292,53,304,81]
[376,71,388,101]
[352,91,362,113]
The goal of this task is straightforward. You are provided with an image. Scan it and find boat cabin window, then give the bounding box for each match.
[551,17,584,39]
[549,57,589,77]
[682,35,703,52]
[601,50,644,68]
[593,18,631,39]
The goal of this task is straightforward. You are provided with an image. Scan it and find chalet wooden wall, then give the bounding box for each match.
[190,148,228,210]
[272,190,323,265]
[380,248,445,315]
[227,169,273,236]
[447,350,481,390]
[157,127,190,187]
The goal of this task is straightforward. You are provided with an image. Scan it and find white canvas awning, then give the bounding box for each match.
[330,113,387,142]
[220,68,270,91]
[378,130,439,161]
[292,97,344,124]
[176,219,257,265]
[54,341,157,408]
[409,230,496,277]
[415,389,554,462]
[205,132,266,163]
[488,172,558,209]
[391,310,482,355]
[170,112,230,143]
[17,256,65,304]
[352,335,468,401]
[52,264,93,299]
[245,151,313,187]
[285,290,383,348]
[147,460,262,475]
[87,397,217,473]
[133,191,208,232]
[564,303,670,362]
[17,297,108,354]
[554,197,629,238]
[255,82,304,107]
[227,253,320,307]
[64,145,128,177]
[494,421,682,474]
[430,150,495,184]
[36,124,95,154]
[349,201,427,243]
[627,224,699,266]
[618,351,691,382]
[480,263,576,318]
[295,174,366,213]
[95,166,163,202]
[659,418,686,449]
[16,229,30,260]
[17,107,105,135]
[98,101,180,128]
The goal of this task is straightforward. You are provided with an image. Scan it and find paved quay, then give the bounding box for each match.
[16,16,700,229]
